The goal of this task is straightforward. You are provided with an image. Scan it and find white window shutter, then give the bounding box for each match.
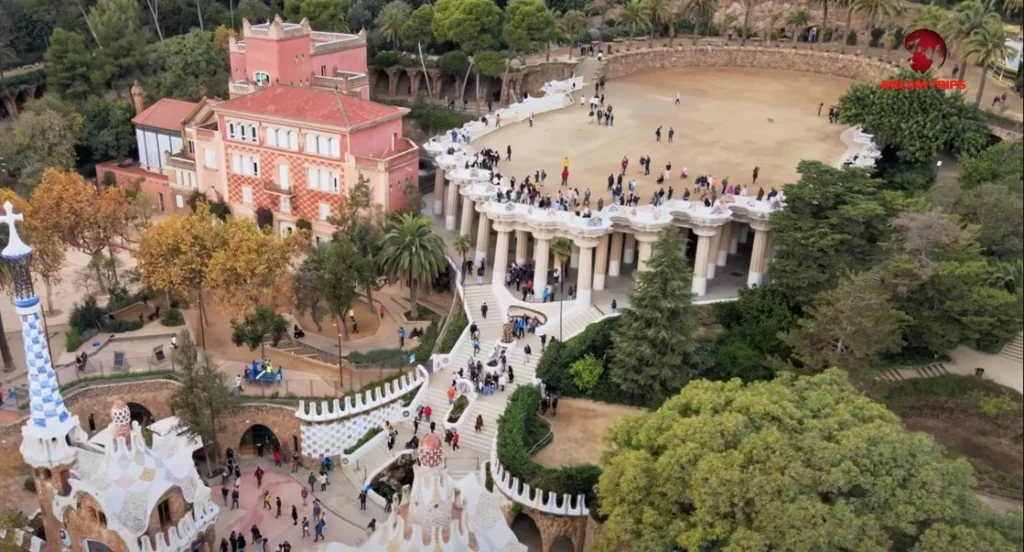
[205,149,216,168]
[248,125,257,142]
[231,153,241,172]
[305,133,316,153]
[252,158,259,177]
[289,131,298,150]
[317,136,328,155]
[279,165,290,189]
[319,202,330,220]
[228,122,235,138]
[329,137,340,157]
[267,127,278,147]
[308,166,317,190]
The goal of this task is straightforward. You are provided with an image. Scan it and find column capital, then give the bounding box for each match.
[532,230,556,241]
[749,218,772,232]
[632,232,660,243]
[492,221,516,234]
[691,225,721,238]
[574,237,600,249]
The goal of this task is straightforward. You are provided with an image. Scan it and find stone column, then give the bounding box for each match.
[514,230,529,265]
[459,195,474,237]
[575,239,598,307]
[434,169,445,218]
[533,234,552,291]
[739,224,750,244]
[445,176,459,231]
[608,232,624,277]
[692,228,717,296]
[747,222,771,287]
[593,235,609,290]
[569,244,580,269]
[623,234,636,264]
[493,227,512,276]
[636,238,655,272]
[717,222,732,267]
[729,221,740,254]
[706,232,721,280]
[475,213,490,263]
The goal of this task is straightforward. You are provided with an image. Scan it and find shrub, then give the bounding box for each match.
[160,308,185,327]
[65,329,85,352]
[296,218,313,232]
[969,391,1019,417]
[437,51,469,77]
[869,27,885,48]
[371,50,401,68]
[102,171,118,187]
[255,206,273,230]
[70,296,107,335]
[104,319,144,333]
[891,27,904,49]
[447,395,470,422]
[846,30,857,46]
[348,348,407,365]
[344,426,383,455]
[823,28,834,42]
[438,308,467,354]
[411,321,439,361]
[568,355,603,392]
[371,480,394,499]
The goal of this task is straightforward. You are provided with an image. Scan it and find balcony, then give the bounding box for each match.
[167,154,196,172]
[311,71,368,91]
[263,180,295,196]
[311,32,364,55]
[230,80,270,96]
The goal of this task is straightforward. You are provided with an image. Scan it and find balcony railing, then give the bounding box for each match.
[167,154,196,171]
[230,80,271,96]
[311,72,368,91]
[311,34,363,55]
[263,180,295,196]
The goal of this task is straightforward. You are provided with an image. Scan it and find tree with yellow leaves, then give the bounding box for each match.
[206,217,297,317]
[30,170,133,291]
[135,203,222,331]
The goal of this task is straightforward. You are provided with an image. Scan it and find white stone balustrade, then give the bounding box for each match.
[489,440,590,517]
[295,366,428,422]
[138,500,220,552]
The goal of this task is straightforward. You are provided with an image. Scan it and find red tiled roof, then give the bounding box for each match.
[216,86,405,129]
[133,98,198,132]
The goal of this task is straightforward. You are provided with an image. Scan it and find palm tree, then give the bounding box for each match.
[809,0,839,46]
[839,0,855,52]
[586,0,616,31]
[787,7,811,43]
[561,10,589,57]
[740,0,765,45]
[377,214,447,310]
[1005,0,1022,13]
[721,12,738,39]
[666,0,686,46]
[0,39,16,80]
[962,18,1011,105]
[453,233,472,269]
[376,5,410,49]
[942,1,1000,72]
[645,0,672,42]
[620,0,652,48]
[853,0,900,40]
[685,0,718,42]
[550,237,573,292]
[907,4,950,33]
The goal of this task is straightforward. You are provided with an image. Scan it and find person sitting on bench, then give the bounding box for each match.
[293,324,305,339]
[405,435,420,450]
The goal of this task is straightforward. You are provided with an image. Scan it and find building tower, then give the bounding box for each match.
[1,200,88,552]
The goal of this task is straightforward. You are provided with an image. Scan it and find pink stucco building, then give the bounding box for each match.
[99,16,418,242]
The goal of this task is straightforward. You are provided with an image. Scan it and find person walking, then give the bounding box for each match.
[430,420,437,434]
[255,466,264,488]
[307,471,316,492]
[358,490,368,511]
[221,486,229,506]
[668,127,674,143]
[452,430,461,451]
[506,145,512,161]
[540,334,547,351]
[263,491,272,510]
[275,496,282,517]
[231,489,240,509]
[447,386,456,405]
[481,303,488,319]
[301,518,310,538]
[552,395,560,417]
[319,472,328,492]
[424,405,433,422]
[752,166,760,184]
[301,487,308,506]
[255,441,264,459]
[655,126,662,141]
[313,519,325,542]
[235,533,246,552]
[398,327,406,347]
[524,344,531,364]
[475,415,484,433]
[611,299,617,313]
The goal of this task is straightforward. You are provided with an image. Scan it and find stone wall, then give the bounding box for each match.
[603,45,897,83]
[65,379,178,431]
[218,402,303,458]
[504,503,588,552]
[520,60,579,97]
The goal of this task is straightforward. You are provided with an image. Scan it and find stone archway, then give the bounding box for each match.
[127,402,154,425]
[218,403,301,458]
[511,512,542,551]
[239,424,280,456]
[550,535,574,552]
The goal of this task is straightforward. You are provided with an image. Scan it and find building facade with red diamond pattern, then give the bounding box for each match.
[98,16,419,243]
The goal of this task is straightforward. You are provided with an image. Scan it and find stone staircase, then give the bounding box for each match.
[1000,332,1023,363]
[874,363,951,383]
[550,306,607,342]
[576,56,605,87]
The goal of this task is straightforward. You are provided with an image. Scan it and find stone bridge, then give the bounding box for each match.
[0,66,45,119]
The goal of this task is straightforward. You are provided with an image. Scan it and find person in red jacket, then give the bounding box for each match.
[561,167,569,186]
[423,405,432,423]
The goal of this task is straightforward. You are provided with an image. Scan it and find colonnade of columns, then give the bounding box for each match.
[448,194,774,300]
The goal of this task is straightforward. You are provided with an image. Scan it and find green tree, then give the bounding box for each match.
[809,0,839,43]
[8,95,83,193]
[853,0,899,35]
[284,0,350,31]
[959,140,1024,192]
[785,273,910,373]
[43,28,95,101]
[941,0,999,71]
[738,0,764,44]
[686,0,718,42]
[608,226,702,405]
[962,18,1010,106]
[787,7,810,42]
[377,1,411,48]
[293,253,327,332]
[82,98,136,162]
[549,236,572,294]
[437,50,470,78]
[377,213,446,310]
[169,331,239,475]
[585,0,615,31]
[560,10,588,55]
[907,3,949,33]
[881,211,1023,353]
[88,0,152,92]
[328,174,387,314]
[230,304,288,357]
[596,369,1024,552]
[149,29,229,101]
[316,236,369,339]
[838,69,988,163]
[568,354,603,391]
[769,161,892,305]
[238,0,273,23]
[0,508,32,552]
[955,184,1024,260]
[990,258,1023,296]
[503,0,556,84]
[402,4,435,96]
[432,0,502,101]
[708,337,774,382]
[644,0,671,38]
[453,233,472,267]
[0,38,16,80]
[618,0,650,48]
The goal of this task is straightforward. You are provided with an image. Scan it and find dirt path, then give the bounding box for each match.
[532,398,646,468]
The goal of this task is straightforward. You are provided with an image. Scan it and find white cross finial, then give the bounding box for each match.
[1,200,32,259]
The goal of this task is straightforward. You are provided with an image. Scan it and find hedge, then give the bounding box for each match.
[497,386,602,516]
[344,426,383,455]
[447,395,469,423]
[438,307,467,354]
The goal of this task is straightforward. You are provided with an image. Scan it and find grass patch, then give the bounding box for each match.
[344,426,383,455]
[446,395,470,423]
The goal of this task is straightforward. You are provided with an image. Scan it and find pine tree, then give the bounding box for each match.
[88,0,152,92]
[609,226,702,405]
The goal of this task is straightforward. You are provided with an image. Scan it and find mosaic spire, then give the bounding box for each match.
[1,201,72,431]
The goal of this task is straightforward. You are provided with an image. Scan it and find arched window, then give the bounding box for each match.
[254,72,271,86]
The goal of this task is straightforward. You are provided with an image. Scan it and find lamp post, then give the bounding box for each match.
[334,321,344,394]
